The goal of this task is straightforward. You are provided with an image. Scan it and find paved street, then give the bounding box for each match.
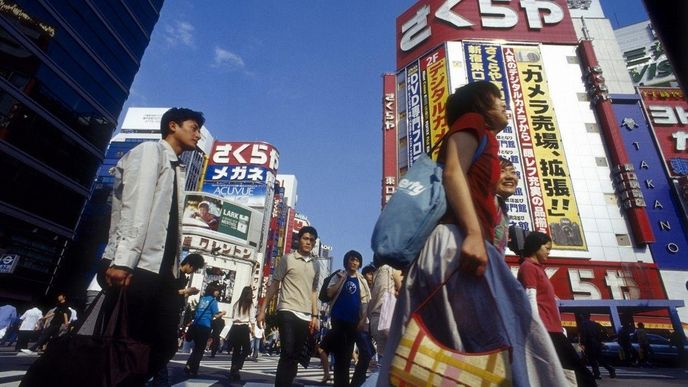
[1,346,687,386]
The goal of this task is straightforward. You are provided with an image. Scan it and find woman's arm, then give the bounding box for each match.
[442,131,487,276]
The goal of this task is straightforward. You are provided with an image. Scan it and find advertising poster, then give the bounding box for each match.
[202,266,237,303]
[505,45,586,250]
[406,61,425,165]
[498,113,533,232]
[204,164,275,184]
[639,87,688,178]
[183,192,260,245]
[421,45,450,157]
[202,182,268,209]
[463,42,510,109]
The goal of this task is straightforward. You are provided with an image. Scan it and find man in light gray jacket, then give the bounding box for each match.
[98,107,204,384]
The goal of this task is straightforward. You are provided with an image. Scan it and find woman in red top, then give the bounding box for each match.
[377,82,568,387]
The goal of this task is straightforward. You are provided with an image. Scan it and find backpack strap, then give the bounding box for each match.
[471,135,488,164]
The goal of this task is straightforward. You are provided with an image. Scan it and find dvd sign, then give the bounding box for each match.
[397,0,577,67]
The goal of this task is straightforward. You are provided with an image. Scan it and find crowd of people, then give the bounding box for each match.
[4,89,686,387]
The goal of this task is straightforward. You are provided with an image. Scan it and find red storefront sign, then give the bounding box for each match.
[505,257,667,300]
[396,0,577,68]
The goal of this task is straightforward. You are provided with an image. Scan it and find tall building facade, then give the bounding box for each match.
[384,0,687,332]
[0,1,164,303]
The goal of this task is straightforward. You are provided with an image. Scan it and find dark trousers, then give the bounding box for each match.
[186,325,211,373]
[275,311,309,387]
[584,345,615,377]
[29,324,60,351]
[229,324,251,370]
[15,330,36,351]
[210,333,221,357]
[102,268,181,386]
[549,332,597,387]
[328,319,359,387]
[352,330,375,387]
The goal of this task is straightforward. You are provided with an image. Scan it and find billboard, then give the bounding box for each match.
[183,192,262,247]
[209,142,279,173]
[382,74,399,206]
[396,0,577,68]
[504,45,586,250]
[639,87,688,178]
[421,45,451,157]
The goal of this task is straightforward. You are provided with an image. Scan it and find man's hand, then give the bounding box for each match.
[309,317,319,334]
[256,309,266,329]
[459,233,487,276]
[356,319,367,332]
[105,267,132,287]
[187,287,200,296]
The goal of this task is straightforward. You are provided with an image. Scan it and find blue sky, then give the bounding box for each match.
[119,0,648,266]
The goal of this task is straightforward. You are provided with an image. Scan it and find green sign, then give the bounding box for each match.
[218,202,252,240]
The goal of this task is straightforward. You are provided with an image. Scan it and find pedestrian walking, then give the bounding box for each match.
[0,303,17,341]
[257,226,320,387]
[322,250,371,386]
[367,264,402,366]
[636,322,653,366]
[209,312,225,358]
[617,321,638,366]
[185,284,225,376]
[226,286,255,381]
[14,305,42,351]
[22,294,70,354]
[518,231,597,386]
[580,313,616,379]
[97,107,205,384]
[251,321,264,360]
[377,81,568,387]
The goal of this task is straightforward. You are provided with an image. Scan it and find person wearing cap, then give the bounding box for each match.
[322,250,371,386]
[98,107,205,383]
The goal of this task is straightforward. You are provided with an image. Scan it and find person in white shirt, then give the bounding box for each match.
[15,306,42,351]
[250,320,264,361]
[227,287,256,381]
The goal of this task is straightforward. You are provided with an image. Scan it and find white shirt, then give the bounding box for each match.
[19,308,43,331]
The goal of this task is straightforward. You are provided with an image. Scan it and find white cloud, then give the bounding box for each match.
[211,46,245,70]
[164,21,194,47]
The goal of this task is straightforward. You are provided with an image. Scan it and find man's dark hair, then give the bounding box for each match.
[445,81,501,127]
[181,253,205,270]
[298,226,318,240]
[160,107,205,138]
[522,231,552,258]
[342,250,362,268]
[362,264,376,277]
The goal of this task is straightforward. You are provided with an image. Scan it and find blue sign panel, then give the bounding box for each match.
[612,94,688,269]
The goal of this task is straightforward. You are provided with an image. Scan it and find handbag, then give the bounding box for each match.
[20,289,150,387]
[377,270,397,334]
[389,268,512,387]
[371,135,486,269]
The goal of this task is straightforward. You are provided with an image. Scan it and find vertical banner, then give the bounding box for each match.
[397,70,409,173]
[465,42,532,231]
[505,45,586,250]
[421,45,450,158]
[406,61,425,166]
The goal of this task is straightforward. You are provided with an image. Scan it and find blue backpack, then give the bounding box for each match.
[371,135,487,269]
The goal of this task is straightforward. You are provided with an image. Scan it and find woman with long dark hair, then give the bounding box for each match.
[518,231,597,386]
[227,286,255,381]
[377,81,568,386]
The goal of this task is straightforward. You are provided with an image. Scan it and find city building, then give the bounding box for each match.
[0,1,164,303]
[383,0,687,333]
[614,21,678,87]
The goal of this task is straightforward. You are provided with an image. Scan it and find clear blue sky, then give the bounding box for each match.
[119,0,648,266]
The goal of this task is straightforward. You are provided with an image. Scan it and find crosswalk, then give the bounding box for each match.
[169,354,332,385]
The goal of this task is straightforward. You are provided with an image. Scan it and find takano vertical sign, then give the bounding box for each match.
[396,0,577,68]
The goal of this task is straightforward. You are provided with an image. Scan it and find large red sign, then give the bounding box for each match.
[382,73,398,207]
[639,87,688,177]
[209,142,280,173]
[505,257,667,301]
[396,0,577,68]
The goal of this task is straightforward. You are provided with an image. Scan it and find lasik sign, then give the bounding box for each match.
[397,0,577,68]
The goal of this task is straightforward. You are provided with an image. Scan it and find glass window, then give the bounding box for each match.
[123,0,159,33]
[4,3,128,113]
[0,94,102,187]
[0,152,86,230]
[90,0,148,58]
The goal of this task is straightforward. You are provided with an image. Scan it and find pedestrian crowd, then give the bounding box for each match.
[4,87,686,387]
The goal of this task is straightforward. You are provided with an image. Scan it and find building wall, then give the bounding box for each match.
[0,1,163,302]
